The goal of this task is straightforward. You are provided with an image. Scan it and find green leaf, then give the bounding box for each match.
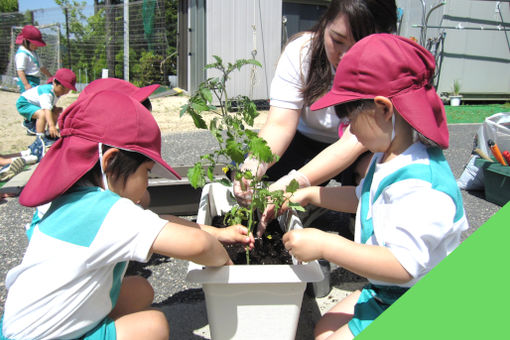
[179,104,189,117]
[218,178,232,186]
[288,201,306,212]
[207,166,215,181]
[191,113,207,129]
[200,87,213,104]
[286,179,300,193]
[225,139,245,164]
[249,137,275,164]
[187,163,206,189]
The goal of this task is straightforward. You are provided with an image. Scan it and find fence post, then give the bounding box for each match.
[124,0,129,81]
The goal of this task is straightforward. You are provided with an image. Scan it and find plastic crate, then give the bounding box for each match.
[474,158,510,206]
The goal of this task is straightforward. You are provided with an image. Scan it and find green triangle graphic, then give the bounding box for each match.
[356,203,509,339]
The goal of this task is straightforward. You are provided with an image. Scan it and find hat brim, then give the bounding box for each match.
[57,78,77,91]
[133,84,160,102]
[392,86,449,149]
[20,136,181,208]
[20,137,99,207]
[310,89,371,111]
[16,33,46,47]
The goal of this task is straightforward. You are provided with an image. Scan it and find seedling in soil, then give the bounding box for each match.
[180,56,304,264]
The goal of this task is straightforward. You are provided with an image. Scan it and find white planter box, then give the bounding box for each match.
[186,183,324,340]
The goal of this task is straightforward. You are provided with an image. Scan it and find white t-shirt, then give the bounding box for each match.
[18,83,58,110]
[270,32,348,144]
[2,187,167,339]
[354,143,469,287]
[15,46,42,77]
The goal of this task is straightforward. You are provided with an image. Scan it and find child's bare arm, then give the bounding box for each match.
[43,109,59,138]
[17,70,31,90]
[291,185,359,214]
[283,229,413,284]
[151,220,232,266]
[40,66,52,78]
[160,214,254,249]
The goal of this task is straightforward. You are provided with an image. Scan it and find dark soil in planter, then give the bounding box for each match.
[212,215,292,265]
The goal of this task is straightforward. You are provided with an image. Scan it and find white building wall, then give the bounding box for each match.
[206,0,282,101]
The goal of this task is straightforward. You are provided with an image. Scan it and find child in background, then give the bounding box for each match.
[2,90,254,339]
[15,25,53,93]
[16,68,76,159]
[280,34,469,339]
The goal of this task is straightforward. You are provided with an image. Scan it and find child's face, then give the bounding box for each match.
[348,105,392,153]
[111,160,155,204]
[54,83,71,97]
[324,13,356,70]
[28,42,39,51]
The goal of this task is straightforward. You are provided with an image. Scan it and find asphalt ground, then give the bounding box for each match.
[0,124,501,339]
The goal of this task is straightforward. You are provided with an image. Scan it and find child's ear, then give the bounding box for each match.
[102,148,119,171]
[373,96,394,121]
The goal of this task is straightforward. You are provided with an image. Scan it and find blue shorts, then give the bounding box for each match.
[348,284,409,337]
[16,97,41,121]
[17,75,40,93]
[0,315,116,340]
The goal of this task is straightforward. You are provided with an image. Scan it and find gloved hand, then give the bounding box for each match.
[257,169,310,237]
[233,157,268,206]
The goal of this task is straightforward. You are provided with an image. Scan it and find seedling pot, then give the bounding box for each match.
[186,183,324,340]
[449,95,462,106]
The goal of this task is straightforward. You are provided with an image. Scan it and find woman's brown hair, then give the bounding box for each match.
[302,0,397,106]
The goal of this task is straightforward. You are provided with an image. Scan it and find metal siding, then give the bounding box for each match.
[436,0,510,98]
[206,0,282,101]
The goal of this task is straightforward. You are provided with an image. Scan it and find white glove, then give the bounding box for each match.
[258,169,310,236]
[233,156,269,206]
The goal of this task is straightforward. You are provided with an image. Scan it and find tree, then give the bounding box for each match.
[0,0,18,13]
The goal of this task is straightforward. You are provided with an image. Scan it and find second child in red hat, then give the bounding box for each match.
[2,91,254,340]
[278,34,469,339]
[15,25,53,93]
[16,68,77,160]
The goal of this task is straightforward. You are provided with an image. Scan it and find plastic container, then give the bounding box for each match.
[474,158,510,206]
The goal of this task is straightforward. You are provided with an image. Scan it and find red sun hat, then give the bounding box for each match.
[19,90,181,207]
[15,25,46,47]
[311,33,449,149]
[53,68,78,91]
[78,78,160,103]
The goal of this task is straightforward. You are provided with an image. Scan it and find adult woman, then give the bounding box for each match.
[234,0,398,233]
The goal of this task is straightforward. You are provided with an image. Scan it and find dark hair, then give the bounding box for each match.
[80,145,150,188]
[334,99,375,119]
[302,0,397,106]
[22,40,31,50]
[141,98,152,111]
[335,100,440,148]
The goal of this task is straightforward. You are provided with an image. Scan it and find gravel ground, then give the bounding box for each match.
[0,124,501,339]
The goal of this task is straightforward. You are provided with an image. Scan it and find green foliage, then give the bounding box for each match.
[181,56,304,264]
[0,0,18,12]
[451,79,461,96]
[132,50,165,86]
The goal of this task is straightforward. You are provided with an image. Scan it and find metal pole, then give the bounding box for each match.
[64,7,72,68]
[124,0,129,81]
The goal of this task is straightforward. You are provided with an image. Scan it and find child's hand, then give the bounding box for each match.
[48,125,60,138]
[258,188,309,237]
[216,224,255,250]
[283,228,326,262]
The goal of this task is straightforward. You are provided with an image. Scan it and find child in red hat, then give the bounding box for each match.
[279,34,469,339]
[15,25,53,93]
[2,90,254,340]
[16,68,77,159]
